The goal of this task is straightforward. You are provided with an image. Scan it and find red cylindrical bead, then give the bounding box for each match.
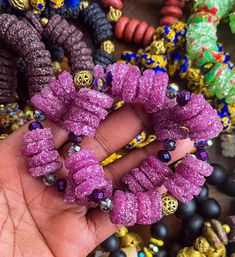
[101,0,123,9]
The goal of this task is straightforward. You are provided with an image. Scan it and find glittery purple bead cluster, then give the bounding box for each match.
[153,94,223,142]
[62,88,113,136]
[105,63,169,113]
[64,148,113,207]
[110,190,162,226]
[22,128,62,177]
[31,71,75,121]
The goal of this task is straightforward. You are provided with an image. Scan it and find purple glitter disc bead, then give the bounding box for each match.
[195,149,208,161]
[28,121,43,131]
[176,90,191,106]
[157,150,171,162]
[56,179,67,192]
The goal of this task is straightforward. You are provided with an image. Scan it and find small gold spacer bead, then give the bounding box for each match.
[52,61,62,74]
[101,40,115,54]
[0,134,8,140]
[40,17,49,26]
[107,6,122,22]
[222,224,231,234]
[32,9,41,15]
[79,0,89,10]
[74,70,93,88]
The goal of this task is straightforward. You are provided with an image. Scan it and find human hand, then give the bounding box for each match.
[0,103,193,257]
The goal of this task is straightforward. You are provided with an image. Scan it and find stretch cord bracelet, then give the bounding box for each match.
[186,0,235,104]
[1,0,116,69]
[21,59,222,228]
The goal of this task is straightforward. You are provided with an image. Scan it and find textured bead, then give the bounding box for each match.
[30,161,62,177]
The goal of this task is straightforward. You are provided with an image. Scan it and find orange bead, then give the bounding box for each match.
[159,16,179,26]
[143,26,155,47]
[101,0,123,9]
[160,6,183,19]
[124,19,140,42]
[134,21,149,44]
[115,16,129,39]
[165,0,185,8]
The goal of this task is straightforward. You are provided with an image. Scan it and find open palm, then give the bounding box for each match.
[0,104,193,257]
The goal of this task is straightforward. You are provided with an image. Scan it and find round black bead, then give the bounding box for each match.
[183,214,204,235]
[150,222,168,240]
[196,185,209,203]
[155,249,168,257]
[101,235,120,252]
[175,199,197,219]
[168,243,182,257]
[227,242,235,256]
[198,198,221,219]
[220,173,235,197]
[207,163,226,185]
[109,250,127,257]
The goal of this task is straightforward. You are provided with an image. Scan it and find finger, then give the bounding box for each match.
[104,138,194,186]
[61,103,150,160]
[3,120,68,154]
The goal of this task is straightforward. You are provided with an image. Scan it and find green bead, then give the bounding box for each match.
[204,63,224,83]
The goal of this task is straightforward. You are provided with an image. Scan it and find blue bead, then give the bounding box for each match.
[106,71,113,87]
[138,251,146,257]
[56,179,67,192]
[176,90,191,106]
[28,121,43,131]
[195,149,208,161]
[157,150,171,162]
[163,139,176,151]
[64,0,80,8]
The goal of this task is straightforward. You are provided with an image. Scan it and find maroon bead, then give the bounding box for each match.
[176,90,191,106]
[28,121,43,131]
[195,149,208,161]
[157,150,171,162]
[68,132,82,144]
[56,179,67,192]
[91,189,104,202]
[163,139,176,151]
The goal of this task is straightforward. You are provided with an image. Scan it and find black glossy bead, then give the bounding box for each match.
[175,199,197,219]
[109,250,126,257]
[207,163,226,185]
[150,222,168,240]
[56,179,67,192]
[101,235,120,252]
[28,121,43,130]
[155,249,168,257]
[198,198,221,219]
[227,242,235,256]
[168,243,182,257]
[183,214,204,235]
[196,185,209,203]
[220,173,235,197]
[157,150,171,162]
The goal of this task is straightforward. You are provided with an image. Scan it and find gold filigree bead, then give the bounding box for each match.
[9,0,30,10]
[52,61,62,74]
[74,70,93,88]
[40,17,49,26]
[194,236,210,253]
[101,40,115,54]
[148,39,166,55]
[79,0,89,10]
[107,6,122,22]
[30,0,46,11]
[161,193,178,215]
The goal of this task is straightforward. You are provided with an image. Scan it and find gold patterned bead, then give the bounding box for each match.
[194,236,210,253]
[74,70,93,88]
[101,40,115,54]
[177,247,206,257]
[30,0,46,11]
[161,193,178,215]
[120,232,143,251]
[9,0,30,10]
[40,17,49,26]
[107,6,122,22]
[79,0,89,10]
[116,227,128,238]
[147,39,166,55]
[52,61,62,74]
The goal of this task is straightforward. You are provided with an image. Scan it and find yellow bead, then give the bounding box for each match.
[146,39,166,55]
[50,0,64,9]
[194,236,210,253]
[74,70,93,88]
[101,40,115,54]
[143,247,153,257]
[30,0,46,11]
[114,100,124,110]
[40,17,49,26]
[149,238,164,247]
[161,193,178,215]
[79,0,89,10]
[222,224,231,234]
[9,0,30,10]
[107,6,122,22]
[120,232,143,250]
[177,247,206,257]
[11,123,20,132]
[0,134,8,140]
[52,61,62,74]
[116,227,128,238]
